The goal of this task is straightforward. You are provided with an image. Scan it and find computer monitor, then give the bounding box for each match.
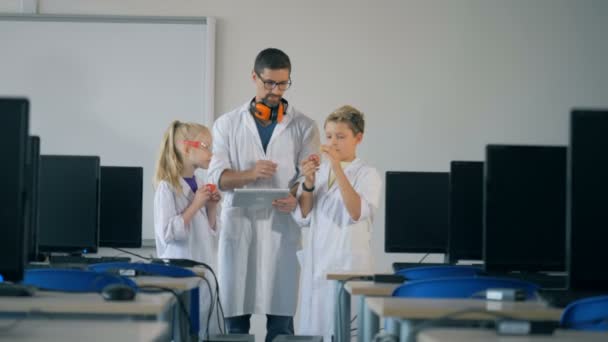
[484,145,566,273]
[38,155,100,254]
[385,171,450,253]
[447,161,484,264]
[568,109,608,291]
[99,166,143,248]
[24,136,41,262]
[0,98,29,282]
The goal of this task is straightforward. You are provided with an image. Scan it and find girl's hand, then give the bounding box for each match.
[206,184,222,206]
[192,186,211,209]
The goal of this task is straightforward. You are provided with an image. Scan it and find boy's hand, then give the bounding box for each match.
[300,154,320,187]
[321,145,340,165]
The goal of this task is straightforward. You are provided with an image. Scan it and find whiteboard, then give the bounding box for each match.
[0,14,215,244]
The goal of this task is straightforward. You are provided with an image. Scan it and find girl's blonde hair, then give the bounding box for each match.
[324,105,365,135]
[154,120,210,190]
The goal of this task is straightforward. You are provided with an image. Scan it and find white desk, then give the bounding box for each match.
[0,319,169,342]
[366,297,563,342]
[418,328,608,342]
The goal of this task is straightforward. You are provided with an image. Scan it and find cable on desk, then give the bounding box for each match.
[138,285,193,337]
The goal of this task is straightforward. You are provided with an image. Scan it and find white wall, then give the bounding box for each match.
[3,0,608,336]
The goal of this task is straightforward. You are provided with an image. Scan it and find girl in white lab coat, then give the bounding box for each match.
[294,106,382,341]
[153,120,222,337]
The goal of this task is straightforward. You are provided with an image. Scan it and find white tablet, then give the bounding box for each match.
[232,188,290,209]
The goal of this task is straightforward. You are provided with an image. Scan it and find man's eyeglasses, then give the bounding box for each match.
[256,73,292,91]
[182,140,211,151]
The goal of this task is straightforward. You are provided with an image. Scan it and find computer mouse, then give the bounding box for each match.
[101,283,136,301]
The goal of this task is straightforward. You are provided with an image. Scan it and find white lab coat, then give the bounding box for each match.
[207,101,320,317]
[153,175,221,337]
[294,158,382,341]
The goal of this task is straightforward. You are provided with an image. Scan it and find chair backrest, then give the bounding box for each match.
[395,265,482,280]
[23,268,137,292]
[561,295,608,331]
[88,262,196,277]
[392,276,539,300]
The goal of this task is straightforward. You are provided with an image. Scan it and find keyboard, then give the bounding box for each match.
[489,272,568,290]
[392,262,446,272]
[0,283,35,296]
[49,255,132,264]
[538,289,608,308]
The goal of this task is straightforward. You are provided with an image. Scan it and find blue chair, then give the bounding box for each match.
[392,276,540,300]
[561,295,608,331]
[396,265,482,280]
[23,268,137,292]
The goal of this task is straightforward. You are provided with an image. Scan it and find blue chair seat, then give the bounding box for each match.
[396,265,482,280]
[392,276,540,300]
[561,295,608,331]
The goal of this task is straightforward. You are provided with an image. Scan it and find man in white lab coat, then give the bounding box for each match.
[207,48,320,342]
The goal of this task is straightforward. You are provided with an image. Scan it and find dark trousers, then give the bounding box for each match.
[225,314,294,342]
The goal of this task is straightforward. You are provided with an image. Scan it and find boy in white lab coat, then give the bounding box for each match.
[295,105,382,341]
[153,120,222,337]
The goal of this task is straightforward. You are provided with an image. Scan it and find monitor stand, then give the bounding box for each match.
[0,282,35,296]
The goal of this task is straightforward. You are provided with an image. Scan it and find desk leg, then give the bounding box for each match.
[363,302,379,342]
[398,320,412,342]
[334,280,351,342]
[357,296,365,342]
[385,317,400,338]
[173,289,195,342]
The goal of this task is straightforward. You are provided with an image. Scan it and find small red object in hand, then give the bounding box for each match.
[205,184,217,192]
[308,154,320,163]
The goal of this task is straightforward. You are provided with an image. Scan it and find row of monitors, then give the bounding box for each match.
[0,98,143,282]
[385,109,608,291]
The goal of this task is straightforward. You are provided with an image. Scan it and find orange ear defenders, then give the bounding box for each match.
[250,98,287,123]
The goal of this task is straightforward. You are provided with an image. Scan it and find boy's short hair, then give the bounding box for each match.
[254,48,292,75]
[325,105,365,135]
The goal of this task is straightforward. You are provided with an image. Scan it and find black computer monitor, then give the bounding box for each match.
[0,98,29,282]
[24,136,41,262]
[385,171,450,253]
[568,109,608,291]
[447,161,484,264]
[38,155,100,254]
[484,145,566,273]
[99,166,143,248]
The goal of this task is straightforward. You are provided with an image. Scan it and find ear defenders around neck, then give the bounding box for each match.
[250,98,287,123]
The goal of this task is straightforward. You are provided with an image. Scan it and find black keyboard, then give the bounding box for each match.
[538,289,608,308]
[49,255,131,264]
[488,273,568,290]
[392,262,447,272]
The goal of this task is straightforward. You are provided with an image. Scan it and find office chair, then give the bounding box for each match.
[392,276,539,300]
[395,265,482,281]
[561,295,608,331]
[22,268,136,292]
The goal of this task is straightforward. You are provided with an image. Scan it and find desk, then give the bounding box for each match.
[327,271,374,342]
[366,297,562,342]
[418,328,608,342]
[344,281,400,342]
[134,275,204,342]
[0,319,170,342]
[0,291,174,318]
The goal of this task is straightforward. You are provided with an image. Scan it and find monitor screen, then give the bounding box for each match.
[38,155,100,254]
[484,145,566,273]
[99,166,143,248]
[568,109,608,291]
[25,136,41,262]
[0,98,29,282]
[447,161,484,263]
[385,171,450,253]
